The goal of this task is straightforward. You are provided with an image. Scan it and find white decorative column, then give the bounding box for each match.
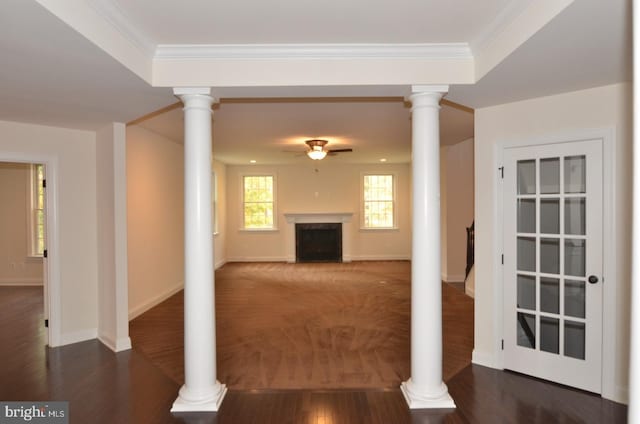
[629,0,639,421]
[171,87,227,412]
[401,85,455,409]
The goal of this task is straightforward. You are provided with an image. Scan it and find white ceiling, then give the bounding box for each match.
[0,0,175,130]
[136,99,474,164]
[111,0,514,45]
[448,0,632,107]
[0,0,630,164]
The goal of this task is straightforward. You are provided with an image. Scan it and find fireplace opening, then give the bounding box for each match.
[295,223,342,263]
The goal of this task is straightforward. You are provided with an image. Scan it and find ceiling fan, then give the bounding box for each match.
[304,139,353,160]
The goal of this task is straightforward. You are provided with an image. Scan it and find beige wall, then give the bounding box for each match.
[126,125,227,318]
[226,162,411,261]
[444,138,474,282]
[126,125,185,318]
[0,119,98,346]
[0,162,43,285]
[474,83,632,403]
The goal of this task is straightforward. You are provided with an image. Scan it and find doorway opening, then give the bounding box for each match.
[0,161,48,346]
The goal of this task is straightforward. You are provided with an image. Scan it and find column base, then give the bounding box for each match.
[171,382,227,412]
[400,379,456,409]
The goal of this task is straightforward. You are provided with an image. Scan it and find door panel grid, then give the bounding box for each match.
[504,139,602,393]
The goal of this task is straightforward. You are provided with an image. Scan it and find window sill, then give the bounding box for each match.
[26,255,44,261]
[359,227,399,232]
[238,228,279,233]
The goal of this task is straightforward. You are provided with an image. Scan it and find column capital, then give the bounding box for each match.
[411,84,449,95]
[173,87,212,96]
[173,87,217,108]
[408,85,448,110]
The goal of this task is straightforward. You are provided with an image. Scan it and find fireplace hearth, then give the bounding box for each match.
[295,223,342,262]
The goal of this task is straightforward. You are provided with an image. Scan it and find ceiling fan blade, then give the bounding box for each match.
[327,148,353,153]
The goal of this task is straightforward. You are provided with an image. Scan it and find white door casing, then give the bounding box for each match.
[503,138,603,393]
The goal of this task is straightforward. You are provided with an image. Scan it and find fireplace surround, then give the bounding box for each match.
[283,212,353,263]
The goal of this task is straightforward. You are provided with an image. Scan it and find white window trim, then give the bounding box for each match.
[27,163,44,258]
[360,172,398,230]
[240,173,278,231]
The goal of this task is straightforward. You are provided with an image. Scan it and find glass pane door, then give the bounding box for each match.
[515,155,587,358]
[503,139,602,394]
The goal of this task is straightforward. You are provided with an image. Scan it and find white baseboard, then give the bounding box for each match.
[442,274,466,283]
[129,281,184,320]
[350,255,410,261]
[215,259,227,269]
[472,349,499,369]
[603,385,629,405]
[0,278,43,286]
[58,328,98,347]
[98,333,132,352]
[226,256,287,263]
[226,256,409,263]
[465,284,475,298]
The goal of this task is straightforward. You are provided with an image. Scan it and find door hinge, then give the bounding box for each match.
[501,339,504,350]
[498,166,504,179]
[501,254,504,265]
[43,249,48,258]
[43,179,47,189]
[45,319,49,328]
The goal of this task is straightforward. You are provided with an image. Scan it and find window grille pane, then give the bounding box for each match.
[32,164,45,256]
[243,176,275,229]
[363,175,394,228]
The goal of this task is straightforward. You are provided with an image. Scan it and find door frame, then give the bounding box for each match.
[493,128,618,400]
[0,152,61,347]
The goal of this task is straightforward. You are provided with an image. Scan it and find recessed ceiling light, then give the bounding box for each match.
[250,160,256,163]
[380,158,387,162]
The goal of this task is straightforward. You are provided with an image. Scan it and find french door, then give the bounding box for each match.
[503,139,603,393]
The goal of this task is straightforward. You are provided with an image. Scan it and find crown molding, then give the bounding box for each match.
[470,0,533,53]
[154,43,473,61]
[87,0,155,58]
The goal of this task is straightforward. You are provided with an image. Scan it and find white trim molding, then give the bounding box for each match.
[0,278,43,286]
[87,0,155,57]
[441,274,466,283]
[155,43,473,61]
[59,328,98,347]
[98,333,132,352]
[128,281,184,320]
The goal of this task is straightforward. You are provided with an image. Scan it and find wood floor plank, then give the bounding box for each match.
[0,262,627,423]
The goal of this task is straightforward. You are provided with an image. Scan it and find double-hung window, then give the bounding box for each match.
[243,175,276,229]
[362,174,395,229]
[30,164,45,256]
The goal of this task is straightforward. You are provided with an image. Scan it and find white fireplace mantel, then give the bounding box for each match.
[283,212,354,262]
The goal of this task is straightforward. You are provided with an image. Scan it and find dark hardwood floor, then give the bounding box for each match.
[0,263,628,423]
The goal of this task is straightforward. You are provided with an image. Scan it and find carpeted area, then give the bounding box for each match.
[129,261,474,390]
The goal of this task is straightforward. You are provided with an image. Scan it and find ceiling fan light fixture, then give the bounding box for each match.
[305,139,329,160]
[307,148,327,160]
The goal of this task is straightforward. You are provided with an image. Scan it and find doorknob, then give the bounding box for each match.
[588,275,599,284]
